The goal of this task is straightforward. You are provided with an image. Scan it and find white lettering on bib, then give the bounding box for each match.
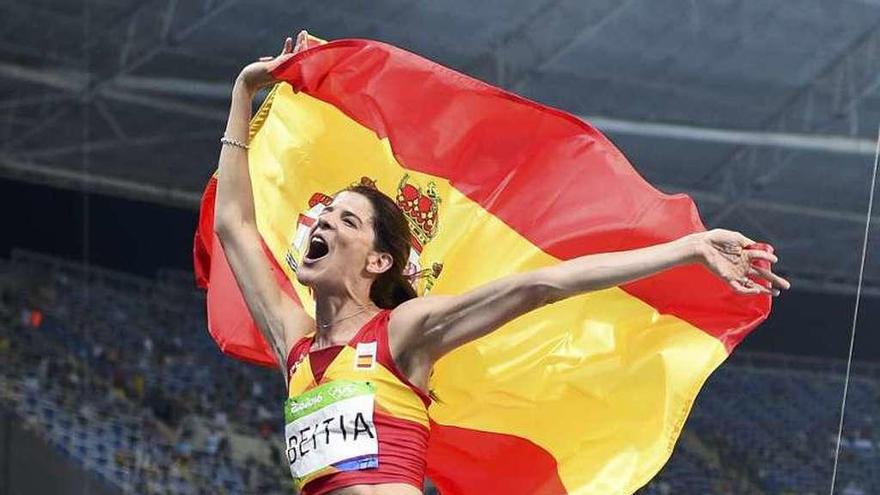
[284,380,378,486]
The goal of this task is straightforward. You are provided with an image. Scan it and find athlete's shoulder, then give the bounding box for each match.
[386,295,450,358]
[390,294,450,325]
[389,297,427,339]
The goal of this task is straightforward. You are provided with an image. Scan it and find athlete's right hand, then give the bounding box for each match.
[236,30,310,93]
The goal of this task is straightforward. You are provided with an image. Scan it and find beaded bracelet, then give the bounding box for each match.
[220,136,249,150]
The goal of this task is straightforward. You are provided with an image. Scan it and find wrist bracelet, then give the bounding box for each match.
[220,136,249,150]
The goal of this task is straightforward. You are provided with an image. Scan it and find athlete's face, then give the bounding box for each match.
[297,191,390,290]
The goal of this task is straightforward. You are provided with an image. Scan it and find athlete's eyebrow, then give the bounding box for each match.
[340,209,363,226]
[318,206,364,226]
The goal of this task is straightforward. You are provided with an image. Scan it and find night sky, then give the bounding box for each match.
[3,177,878,362]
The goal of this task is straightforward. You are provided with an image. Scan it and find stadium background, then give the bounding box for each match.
[1,1,879,494]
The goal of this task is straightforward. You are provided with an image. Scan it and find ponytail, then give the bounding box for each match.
[370,271,417,309]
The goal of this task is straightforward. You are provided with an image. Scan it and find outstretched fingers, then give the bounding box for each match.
[257,35,295,62]
[749,265,790,291]
[295,30,309,52]
[745,248,778,264]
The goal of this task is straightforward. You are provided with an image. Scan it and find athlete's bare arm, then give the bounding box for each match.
[391,229,790,366]
[213,34,313,375]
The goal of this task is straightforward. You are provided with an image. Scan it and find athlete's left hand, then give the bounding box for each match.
[694,229,791,296]
[236,30,311,92]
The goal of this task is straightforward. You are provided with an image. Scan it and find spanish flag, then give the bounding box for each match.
[193,38,772,495]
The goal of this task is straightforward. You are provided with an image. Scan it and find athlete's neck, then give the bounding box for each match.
[313,291,378,345]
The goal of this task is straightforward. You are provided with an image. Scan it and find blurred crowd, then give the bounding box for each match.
[0,252,290,494]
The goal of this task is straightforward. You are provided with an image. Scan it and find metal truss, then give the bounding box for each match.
[0,0,237,148]
[0,152,201,209]
[2,0,879,295]
[586,115,875,156]
[679,21,880,292]
[0,0,237,209]
[462,0,639,89]
[695,21,880,203]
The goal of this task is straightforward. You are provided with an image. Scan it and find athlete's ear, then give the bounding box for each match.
[366,251,394,276]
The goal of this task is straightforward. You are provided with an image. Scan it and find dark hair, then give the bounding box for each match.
[345,185,417,309]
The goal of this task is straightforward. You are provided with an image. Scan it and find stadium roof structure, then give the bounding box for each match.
[2,0,880,296]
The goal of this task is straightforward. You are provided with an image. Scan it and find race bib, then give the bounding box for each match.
[284,380,379,486]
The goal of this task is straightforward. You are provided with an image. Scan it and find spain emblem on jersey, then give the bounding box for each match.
[354,342,377,370]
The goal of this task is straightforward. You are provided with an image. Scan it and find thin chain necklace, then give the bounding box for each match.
[313,305,376,351]
[316,305,373,331]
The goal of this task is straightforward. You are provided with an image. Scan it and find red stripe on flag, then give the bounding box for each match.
[193,177,218,289]
[194,176,303,368]
[271,40,770,350]
[299,214,315,228]
[426,421,568,495]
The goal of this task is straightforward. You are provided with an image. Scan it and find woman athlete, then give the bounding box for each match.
[213,32,791,495]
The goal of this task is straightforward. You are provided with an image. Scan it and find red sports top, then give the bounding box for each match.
[285,310,431,495]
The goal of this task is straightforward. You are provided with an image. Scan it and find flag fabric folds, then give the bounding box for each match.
[193,38,772,495]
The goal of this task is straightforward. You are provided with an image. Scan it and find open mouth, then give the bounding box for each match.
[304,233,330,263]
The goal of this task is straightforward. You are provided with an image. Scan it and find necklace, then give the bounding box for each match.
[316,305,373,330]
[313,305,375,350]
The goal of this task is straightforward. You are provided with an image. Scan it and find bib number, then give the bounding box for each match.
[284,380,379,485]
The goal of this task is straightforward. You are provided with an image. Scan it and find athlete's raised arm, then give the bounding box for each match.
[213,34,313,374]
[391,229,791,362]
